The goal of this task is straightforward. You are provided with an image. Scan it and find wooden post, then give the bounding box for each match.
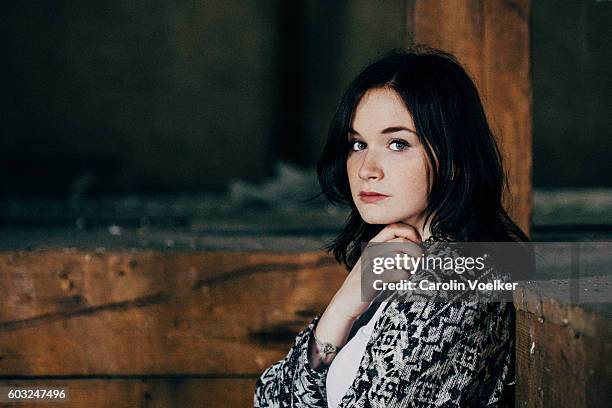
[407,0,532,236]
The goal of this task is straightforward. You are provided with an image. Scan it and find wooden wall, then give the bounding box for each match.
[514,284,612,407]
[0,249,346,406]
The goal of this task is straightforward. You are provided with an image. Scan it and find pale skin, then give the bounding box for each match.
[309,87,436,370]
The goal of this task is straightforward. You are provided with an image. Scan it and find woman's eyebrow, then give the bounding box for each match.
[348,126,417,136]
[381,126,417,135]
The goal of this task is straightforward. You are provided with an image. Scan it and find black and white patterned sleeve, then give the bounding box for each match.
[384,248,514,407]
[390,300,513,407]
[336,299,513,408]
[254,314,329,408]
[335,242,514,407]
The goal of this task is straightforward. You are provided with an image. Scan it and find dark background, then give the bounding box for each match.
[0,0,610,197]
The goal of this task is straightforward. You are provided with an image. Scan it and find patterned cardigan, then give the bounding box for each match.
[253,239,515,407]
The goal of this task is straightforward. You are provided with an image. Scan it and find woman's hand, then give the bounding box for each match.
[308,222,425,371]
[327,222,425,321]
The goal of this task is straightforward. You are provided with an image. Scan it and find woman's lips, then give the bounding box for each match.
[359,193,389,203]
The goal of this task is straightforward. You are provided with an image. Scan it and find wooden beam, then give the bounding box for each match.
[0,250,345,376]
[409,0,532,236]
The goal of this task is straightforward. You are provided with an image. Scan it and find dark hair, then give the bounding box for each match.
[314,46,529,270]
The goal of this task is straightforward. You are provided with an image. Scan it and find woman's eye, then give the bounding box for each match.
[349,140,366,151]
[390,140,410,151]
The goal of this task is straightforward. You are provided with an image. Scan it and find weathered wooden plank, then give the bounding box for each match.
[515,308,611,407]
[410,0,532,235]
[514,285,612,407]
[0,378,256,408]
[0,250,346,376]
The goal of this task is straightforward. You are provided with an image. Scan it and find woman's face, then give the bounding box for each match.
[347,87,432,230]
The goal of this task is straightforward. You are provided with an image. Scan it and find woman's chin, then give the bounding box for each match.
[360,213,399,225]
[360,210,421,226]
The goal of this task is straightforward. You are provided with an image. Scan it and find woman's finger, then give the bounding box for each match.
[383,237,424,258]
[371,222,423,244]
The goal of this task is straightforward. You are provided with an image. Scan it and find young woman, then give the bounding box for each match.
[254,46,529,407]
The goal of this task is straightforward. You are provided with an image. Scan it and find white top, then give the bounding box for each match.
[325,301,388,408]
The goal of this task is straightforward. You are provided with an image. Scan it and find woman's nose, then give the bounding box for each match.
[358,151,383,180]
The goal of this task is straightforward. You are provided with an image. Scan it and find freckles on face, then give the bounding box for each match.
[346,87,431,226]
